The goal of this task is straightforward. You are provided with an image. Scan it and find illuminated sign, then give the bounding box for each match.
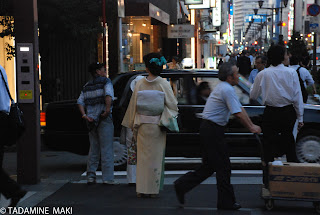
[188,0,210,9]
[185,0,203,4]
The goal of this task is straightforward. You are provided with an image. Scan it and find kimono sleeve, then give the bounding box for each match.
[121,84,139,130]
[160,80,179,132]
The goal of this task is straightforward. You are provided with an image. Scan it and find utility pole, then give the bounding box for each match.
[13,0,40,184]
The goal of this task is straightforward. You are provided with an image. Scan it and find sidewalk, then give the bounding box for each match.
[0,151,315,215]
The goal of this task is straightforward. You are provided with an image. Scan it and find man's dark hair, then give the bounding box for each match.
[267,45,286,66]
[290,55,300,65]
[256,55,268,64]
[218,62,235,81]
[88,62,105,77]
[143,52,164,76]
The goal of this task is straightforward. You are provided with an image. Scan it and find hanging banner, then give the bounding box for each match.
[212,0,221,26]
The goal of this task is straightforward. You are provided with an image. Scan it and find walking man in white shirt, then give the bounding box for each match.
[250,45,304,186]
[174,62,261,210]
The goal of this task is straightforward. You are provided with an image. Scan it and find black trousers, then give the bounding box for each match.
[0,112,21,199]
[262,105,298,185]
[174,119,236,207]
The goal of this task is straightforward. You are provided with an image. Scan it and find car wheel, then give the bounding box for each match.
[296,134,320,163]
[113,137,128,167]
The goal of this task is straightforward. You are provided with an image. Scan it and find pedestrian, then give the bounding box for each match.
[224,53,230,62]
[248,56,267,83]
[167,56,181,69]
[289,55,317,95]
[0,65,27,206]
[122,52,179,198]
[196,81,211,105]
[218,58,224,69]
[250,45,304,186]
[174,62,261,210]
[77,62,118,185]
[237,51,251,78]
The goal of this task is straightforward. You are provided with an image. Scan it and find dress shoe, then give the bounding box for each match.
[217,202,241,210]
[174,183,185,206]
[9,190,27,207]
[103,180,120,185]
[87,178,96,185]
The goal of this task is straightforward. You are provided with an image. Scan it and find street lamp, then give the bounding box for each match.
[252,8,273,47]
[256,0,288,43]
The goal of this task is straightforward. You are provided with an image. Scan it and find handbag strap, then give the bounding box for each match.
[0,69,14,102]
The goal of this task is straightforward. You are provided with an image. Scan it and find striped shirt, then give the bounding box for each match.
[77,77,114,122]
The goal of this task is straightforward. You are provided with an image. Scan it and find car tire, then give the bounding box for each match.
[296,132,320,163]
[113,137,128,168]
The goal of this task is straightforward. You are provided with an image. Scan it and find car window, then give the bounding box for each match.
[167,77,188,104]
[194,77,250,105]
[194,77,219,105]
[234,85,250,105]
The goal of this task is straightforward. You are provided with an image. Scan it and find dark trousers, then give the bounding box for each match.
[0,112,21,199]
[174,119,236,207]
[262,105,298,185]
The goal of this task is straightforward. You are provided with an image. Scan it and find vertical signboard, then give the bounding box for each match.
[118,0,125,17]
[212,0,221,26]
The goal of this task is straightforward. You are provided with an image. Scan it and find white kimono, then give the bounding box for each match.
[122,77,178,194]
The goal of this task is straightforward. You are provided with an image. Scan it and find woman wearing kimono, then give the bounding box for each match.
[122,53,179,197]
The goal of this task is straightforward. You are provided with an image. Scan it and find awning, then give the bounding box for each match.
[125,3,170,25]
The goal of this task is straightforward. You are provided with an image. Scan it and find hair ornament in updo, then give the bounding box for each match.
[149,56,167,66]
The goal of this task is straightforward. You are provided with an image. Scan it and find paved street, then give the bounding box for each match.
[0,151,318,215]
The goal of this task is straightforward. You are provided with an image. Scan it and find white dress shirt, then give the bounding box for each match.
[250,64,304,122]
[0,65,10,114]
[289,65,314,88]
[203,81,242,126]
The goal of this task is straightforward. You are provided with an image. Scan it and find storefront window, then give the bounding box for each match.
[122,17,153,72]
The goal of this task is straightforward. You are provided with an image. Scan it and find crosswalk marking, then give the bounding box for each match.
[81,170,263,177]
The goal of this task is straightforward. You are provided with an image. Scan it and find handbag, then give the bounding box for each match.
[0,70,25,146]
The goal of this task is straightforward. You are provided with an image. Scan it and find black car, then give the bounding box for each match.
[43,70,320,167]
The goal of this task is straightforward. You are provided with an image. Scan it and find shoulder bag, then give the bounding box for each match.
[0,70,25,146]
[296,66,308,103]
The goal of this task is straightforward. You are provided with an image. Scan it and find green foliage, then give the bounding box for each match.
[38,0,103,40]
[0,16,15,60]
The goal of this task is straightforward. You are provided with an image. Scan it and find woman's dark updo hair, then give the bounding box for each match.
[143,52,165,76]
[88,62,105,77]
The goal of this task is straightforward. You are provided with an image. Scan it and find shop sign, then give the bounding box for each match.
[168,24,194,38]
[185,0,203,4]
[212,0,221,26]
[149,3,170,25]
[245,14,267,23]
[188,0,210,9]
